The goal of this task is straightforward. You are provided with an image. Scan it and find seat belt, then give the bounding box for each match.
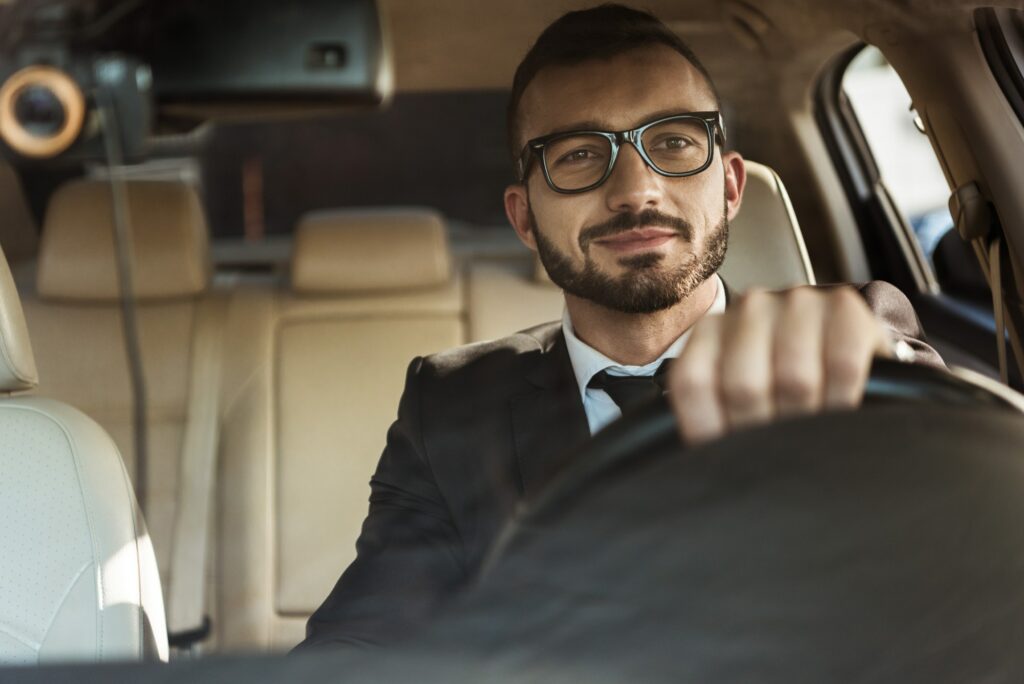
[166,294,228,655]
[950,182,1018,385]
[989,234,1009,384]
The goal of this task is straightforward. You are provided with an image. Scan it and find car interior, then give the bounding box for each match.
[1,0,1024,679]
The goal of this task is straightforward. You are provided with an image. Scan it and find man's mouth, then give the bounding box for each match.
[593,228,679,254]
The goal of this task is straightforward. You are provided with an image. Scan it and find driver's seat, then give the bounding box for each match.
[0,244,168,665]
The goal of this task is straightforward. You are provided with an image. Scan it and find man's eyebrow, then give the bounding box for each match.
[539,119,608,137]
[536,108,713,138]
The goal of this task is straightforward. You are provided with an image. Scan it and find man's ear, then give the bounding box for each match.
[722,151,746,221]
[504,183,538,251]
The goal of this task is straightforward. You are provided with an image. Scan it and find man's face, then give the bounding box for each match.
[505,45,746,314]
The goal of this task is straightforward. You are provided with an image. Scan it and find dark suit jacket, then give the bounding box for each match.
[297,280,944,650]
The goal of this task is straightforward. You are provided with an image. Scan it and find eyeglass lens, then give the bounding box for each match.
[542,117,712,191]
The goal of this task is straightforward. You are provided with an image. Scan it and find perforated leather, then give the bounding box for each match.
[0,398,168,664]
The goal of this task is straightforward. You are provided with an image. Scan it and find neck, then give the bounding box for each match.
[565,275,719,366]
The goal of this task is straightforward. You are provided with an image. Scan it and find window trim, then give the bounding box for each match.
[814,43,938,296]
[977,8,1024,126]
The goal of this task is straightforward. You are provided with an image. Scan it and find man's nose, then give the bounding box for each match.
[602,142,664,214]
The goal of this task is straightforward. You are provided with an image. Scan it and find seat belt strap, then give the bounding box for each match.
[987,235,1003,385]
[990,235,1009,385]
[951,181,1014,385]
[166,294,227,652]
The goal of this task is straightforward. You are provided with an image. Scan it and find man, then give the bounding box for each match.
[297,5,942,650]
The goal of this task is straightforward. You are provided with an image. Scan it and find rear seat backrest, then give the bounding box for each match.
[16,179,211,595]
[465,160,815,341]
[217,208,466,650]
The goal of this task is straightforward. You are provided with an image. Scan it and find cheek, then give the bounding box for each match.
[529,191,591,250]
[669,173,725,229]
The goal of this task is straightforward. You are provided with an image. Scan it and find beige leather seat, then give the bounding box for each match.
[217,208,466,650]
[0,243,168,664]
[718,161,814,292]
[13,179,212,600]
[467,160,814,341]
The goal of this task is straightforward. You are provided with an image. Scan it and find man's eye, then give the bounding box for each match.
[554,148,604,165]
[651,136,692,151]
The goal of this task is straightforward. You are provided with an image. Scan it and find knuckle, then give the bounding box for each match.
[721,375,768,409]
[826,353,865,386]
[783,286,818,308]
[773,332,810,362]
[830,286,864,312]
[671,360,711,395]
[736,288,769,313]
[775,367,818,405]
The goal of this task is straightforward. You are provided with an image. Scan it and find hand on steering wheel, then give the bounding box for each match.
[667,286,902,445]
[496,357,1016,548]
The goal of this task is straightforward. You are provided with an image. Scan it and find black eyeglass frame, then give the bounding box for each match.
[516,111,727,194]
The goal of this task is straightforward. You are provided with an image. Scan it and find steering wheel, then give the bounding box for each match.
[430,358,1024,681]
[486,358,1018,545]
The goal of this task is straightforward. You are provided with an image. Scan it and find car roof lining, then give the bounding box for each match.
[377,0,990,95]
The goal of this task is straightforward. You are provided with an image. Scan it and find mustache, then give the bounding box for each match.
[579,209,694,251]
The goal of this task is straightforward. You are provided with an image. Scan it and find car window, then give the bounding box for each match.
[841,47,955,282]
[200,91,513,240]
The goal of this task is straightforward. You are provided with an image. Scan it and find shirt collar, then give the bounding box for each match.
[562,273,727,401]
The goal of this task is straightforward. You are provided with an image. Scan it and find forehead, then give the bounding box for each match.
[518,44,716,142]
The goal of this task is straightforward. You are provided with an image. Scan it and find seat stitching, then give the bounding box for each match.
[36,561,93,653]
[0,621,42,652]
[0,321,32,385]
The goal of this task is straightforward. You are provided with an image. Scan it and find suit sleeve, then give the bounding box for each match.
[857,280,946,369]
[295,357,467,651]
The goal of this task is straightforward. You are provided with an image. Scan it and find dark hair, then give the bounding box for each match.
[506,4,721,164]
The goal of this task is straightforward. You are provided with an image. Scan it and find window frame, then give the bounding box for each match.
[814,39,1023,387]
[815,43,939,296]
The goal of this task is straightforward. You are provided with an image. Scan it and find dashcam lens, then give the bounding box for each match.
[13,84,67,137]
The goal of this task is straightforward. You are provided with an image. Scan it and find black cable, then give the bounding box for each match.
[97,83,149,514]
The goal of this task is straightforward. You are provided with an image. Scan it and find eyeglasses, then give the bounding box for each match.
[517,111,726,194]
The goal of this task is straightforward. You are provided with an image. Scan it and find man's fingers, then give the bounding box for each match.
[823,288,886,408]
[719,290,777,430]
[669,285,895,446]
[773,288,826,418]
[668,314,726,445]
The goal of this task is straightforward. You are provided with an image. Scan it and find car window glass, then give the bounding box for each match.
[200,91,513,240]
[842,46,971,295]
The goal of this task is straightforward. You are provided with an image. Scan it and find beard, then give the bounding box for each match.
[530,203,729,315]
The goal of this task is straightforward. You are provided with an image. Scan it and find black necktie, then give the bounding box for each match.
[587,361,670,413]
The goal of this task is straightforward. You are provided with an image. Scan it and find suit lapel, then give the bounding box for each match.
[510,326,590,498]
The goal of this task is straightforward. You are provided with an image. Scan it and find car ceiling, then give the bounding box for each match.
[380,0,1015,99]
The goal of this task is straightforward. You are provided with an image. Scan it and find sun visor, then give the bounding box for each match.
[148,0,392,122]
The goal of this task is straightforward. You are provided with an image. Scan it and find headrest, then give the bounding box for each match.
[718,161,815,291]
[37,180,210,302]
[0,243,38,392]
[291,208,451,295]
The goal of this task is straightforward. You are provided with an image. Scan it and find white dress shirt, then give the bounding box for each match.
[563,274,728,435]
